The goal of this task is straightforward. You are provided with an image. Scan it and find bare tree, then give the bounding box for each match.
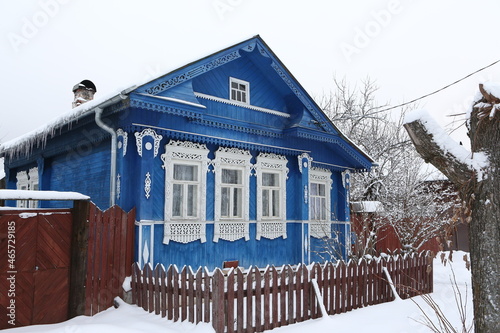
[318,78,458,258]
[404,83,500,332]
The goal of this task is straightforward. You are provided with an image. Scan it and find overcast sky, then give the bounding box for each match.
[1,0,499,148]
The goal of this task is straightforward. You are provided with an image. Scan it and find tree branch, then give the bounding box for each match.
[403,119,472,187]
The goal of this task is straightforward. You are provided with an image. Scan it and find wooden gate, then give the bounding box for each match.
[0,209,72,329]
[0,201,136,330]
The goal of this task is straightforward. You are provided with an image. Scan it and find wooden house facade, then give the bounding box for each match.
[1,36,374,269]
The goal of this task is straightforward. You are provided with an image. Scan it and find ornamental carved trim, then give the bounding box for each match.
[298,153,313,174]
[163,222,207,245]
[145,51,241,95]
[135,128,163,158]
[271,61,330,133]
[116,128,128,156]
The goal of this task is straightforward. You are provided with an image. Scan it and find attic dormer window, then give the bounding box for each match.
[229,77,249,104]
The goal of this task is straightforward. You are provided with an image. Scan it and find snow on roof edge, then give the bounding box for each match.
[0,87,134,158]
[0,36,261,159]
[0,189,90,200]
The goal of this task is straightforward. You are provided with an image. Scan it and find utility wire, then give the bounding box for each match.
[374,59,500,114]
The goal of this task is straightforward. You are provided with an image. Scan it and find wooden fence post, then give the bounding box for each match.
[68,200,90,318]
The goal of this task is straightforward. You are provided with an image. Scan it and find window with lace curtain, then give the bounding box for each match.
[172,164,199,218]
[213,147,252,242]
[309,168,332,222]
[161,140,210,245]
[255,153,288,240]
[16,167,39,208]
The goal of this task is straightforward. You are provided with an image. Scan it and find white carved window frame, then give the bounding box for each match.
[28,167,39,208]
[309,167,333,239]
[255,153,288,240]
[213,147,252,242]
[16,168,39,208]
[161,140,210,244]
[16,171,29,208]
[229,77,250,105]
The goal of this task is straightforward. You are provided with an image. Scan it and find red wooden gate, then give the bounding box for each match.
[0,202,135,330]
[0,209,72,329]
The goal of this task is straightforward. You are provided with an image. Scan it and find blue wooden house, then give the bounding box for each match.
[1,36,374,269]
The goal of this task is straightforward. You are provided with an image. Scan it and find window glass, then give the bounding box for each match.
[229,78,249,104]
[221,168,243,218]
[174,164,197,181]
[172,164,199,218]
[222,169,242,184]
[310,182,327,221]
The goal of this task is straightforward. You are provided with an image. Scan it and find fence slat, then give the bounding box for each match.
[154,265,161,315]
[227,268,235,333]
[271,267,279,329]
[236,269,244,333]
[212,269,225,333]
[246,267,254,333]
[195,268,203,324]
[254,267,262,332]
[161,266,167,318]
[263,267,271,331]
[166,265,174,320]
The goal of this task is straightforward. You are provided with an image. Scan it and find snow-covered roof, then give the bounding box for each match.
[0,87,136,158]
[0,189,89,201]
[351,201,384,213]
[0,36,258,158]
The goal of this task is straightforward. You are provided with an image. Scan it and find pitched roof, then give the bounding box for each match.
[1,35,375,168]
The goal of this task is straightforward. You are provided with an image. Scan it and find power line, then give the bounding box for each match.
[374,58,500,114]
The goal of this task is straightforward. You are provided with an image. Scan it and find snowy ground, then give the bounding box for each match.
[4,252,473,333]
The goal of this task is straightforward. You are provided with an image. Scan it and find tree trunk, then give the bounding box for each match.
[404,84,500,332]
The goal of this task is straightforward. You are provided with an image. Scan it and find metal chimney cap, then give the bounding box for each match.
[72,79,97,93]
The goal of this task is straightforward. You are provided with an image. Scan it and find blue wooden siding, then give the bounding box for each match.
[148,222,303,270]
[45,141,111,209]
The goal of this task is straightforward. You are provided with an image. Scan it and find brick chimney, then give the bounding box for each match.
[72,80,97,108]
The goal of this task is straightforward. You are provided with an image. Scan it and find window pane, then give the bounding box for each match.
[239,84,246,91]
[319,184,326,196]
[262,189,269,217]
[310,183,318,196]
[241,93,246,103]
[172,184,183,217]
[221,187,230,217]
[231,82,238,89]
[321,198,326,220]
[263,173,278,186]
[222,169,241,184]
[187,184,197,217]
[233,188,242,218]
[272,189,280,217]
[174,164,197,181]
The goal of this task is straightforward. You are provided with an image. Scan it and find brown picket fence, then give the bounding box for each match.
[130,252,433,333]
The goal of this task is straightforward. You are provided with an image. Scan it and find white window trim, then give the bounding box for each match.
[255,153,288,240]
[28,167,39,208]
[16,171,29,208]
[213,147,252,242]
[161,140,210,244]
[16,168,39,208]
[308,167,333,224]
[229,77,250,105]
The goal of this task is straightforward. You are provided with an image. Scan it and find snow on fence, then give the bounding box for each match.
[130,252,433,333]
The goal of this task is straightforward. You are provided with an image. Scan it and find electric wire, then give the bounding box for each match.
[373,59,500,114]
